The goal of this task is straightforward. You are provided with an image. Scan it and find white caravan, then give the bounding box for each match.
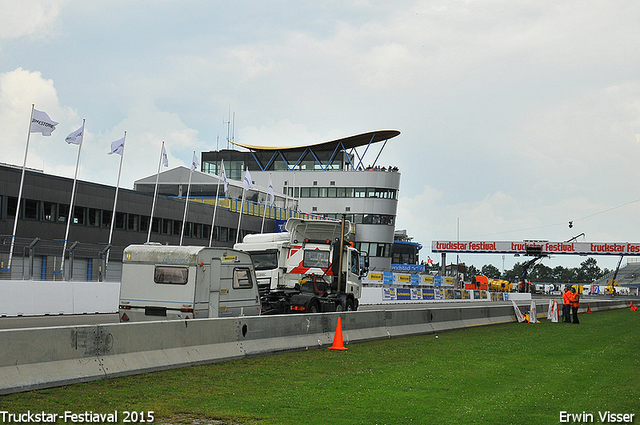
[118,244,261,322]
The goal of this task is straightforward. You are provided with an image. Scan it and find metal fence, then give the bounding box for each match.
[0,236,122,282]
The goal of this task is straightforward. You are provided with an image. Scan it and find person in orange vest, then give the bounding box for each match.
[562,286,572,323]
[570,287,580,324]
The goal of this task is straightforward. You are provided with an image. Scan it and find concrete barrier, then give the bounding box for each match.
[0,299,631,395]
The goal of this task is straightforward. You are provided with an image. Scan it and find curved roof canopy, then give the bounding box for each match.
[231,130,400,152]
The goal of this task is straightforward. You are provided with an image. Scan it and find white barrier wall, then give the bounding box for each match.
[360,287,529,304]
[0,280,120,316]
[0,280,535,316]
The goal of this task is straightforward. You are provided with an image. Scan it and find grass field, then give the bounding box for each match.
[1,308,639,425]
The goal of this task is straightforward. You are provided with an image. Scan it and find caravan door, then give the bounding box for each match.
[218,255,261,317]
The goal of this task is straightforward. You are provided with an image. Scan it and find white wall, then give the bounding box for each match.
[0,280,119,316]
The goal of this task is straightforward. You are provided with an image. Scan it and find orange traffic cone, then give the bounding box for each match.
[587,303,591,314]
[328,317,348,351]
[631,301,638,311]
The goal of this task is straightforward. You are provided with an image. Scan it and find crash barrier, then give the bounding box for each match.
[0,299,630,395]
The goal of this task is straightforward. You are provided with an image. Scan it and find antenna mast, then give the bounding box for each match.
[222,105,231,150]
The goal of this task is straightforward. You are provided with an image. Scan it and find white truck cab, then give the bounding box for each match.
[235,218,367,314]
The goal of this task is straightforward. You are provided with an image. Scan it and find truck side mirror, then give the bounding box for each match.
[359,251,369,268]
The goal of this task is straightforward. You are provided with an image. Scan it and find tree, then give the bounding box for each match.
[577,257,601,283]
[481,264,501,279]
[466,264,480,280]
[503,262,522,282]
[530,263,553,281]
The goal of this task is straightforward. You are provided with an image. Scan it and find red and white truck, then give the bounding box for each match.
[234,217,367,314]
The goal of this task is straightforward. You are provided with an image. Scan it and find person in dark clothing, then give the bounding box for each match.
[571,287,580,324]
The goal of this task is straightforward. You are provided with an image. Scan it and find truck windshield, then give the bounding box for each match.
[303,250,330,269]
[249,251,278,270]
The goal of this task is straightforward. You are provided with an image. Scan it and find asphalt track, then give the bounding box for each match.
[1,294,633,330]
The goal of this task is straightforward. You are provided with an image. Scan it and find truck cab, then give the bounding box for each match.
[234,218,366,314]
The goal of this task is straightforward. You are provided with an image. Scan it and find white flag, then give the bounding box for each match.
[190,151,199,172]
[162,144,169,167]
[268,176,274,205]
[220,159,228,193]
[30,109,58,136]
[108,136,125,155]
[242,168,253,190]
[65,124,84,145]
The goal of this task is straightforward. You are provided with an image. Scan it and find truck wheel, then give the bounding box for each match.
[346,299,354,311]
[335,302,344,312]
[308,302,319,313]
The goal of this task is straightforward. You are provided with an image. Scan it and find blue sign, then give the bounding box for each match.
[422,288,435,300]
[276,220,287,233]
[396,288,411,300]
[383,272,394,284]
[391,264,426,272]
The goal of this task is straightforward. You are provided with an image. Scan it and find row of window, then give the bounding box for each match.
[320,214,395,226]
[3,197,245,242]
[283,186,397,200]
[3,196,394,255]
[202,156,348,180]
[354,242,392,258]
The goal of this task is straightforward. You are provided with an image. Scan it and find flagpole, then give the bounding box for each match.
[105,131,126,277]
[60,119,85,278]
[5,104,35,273]
[260,195,267,233]
[147,141,165,243]
[236,187,246,245]
[260,173,273,233]
[179,151,196,246]
[208,159,224,247]
[208,179,220,247]
[236,166,252,244]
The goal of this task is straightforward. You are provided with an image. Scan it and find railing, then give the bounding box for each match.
[0,200,337,281]
[185,196,334,222]
[592,270,615,286]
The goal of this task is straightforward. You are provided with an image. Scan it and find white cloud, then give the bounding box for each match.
[0,68,77,172]
[0,0,65,40]
[0,68,206,189]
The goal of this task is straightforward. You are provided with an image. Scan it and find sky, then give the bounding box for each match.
[2,0,640,273]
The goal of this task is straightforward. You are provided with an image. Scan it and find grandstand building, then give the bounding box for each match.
[199,130,402,271]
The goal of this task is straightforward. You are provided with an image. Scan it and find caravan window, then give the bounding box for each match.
[154,266,189,285]
[233,268,254,289]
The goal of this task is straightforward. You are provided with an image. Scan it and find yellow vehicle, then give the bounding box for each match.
[488,278,512,292]
[571,284,584,294]
[605,279,620,295]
